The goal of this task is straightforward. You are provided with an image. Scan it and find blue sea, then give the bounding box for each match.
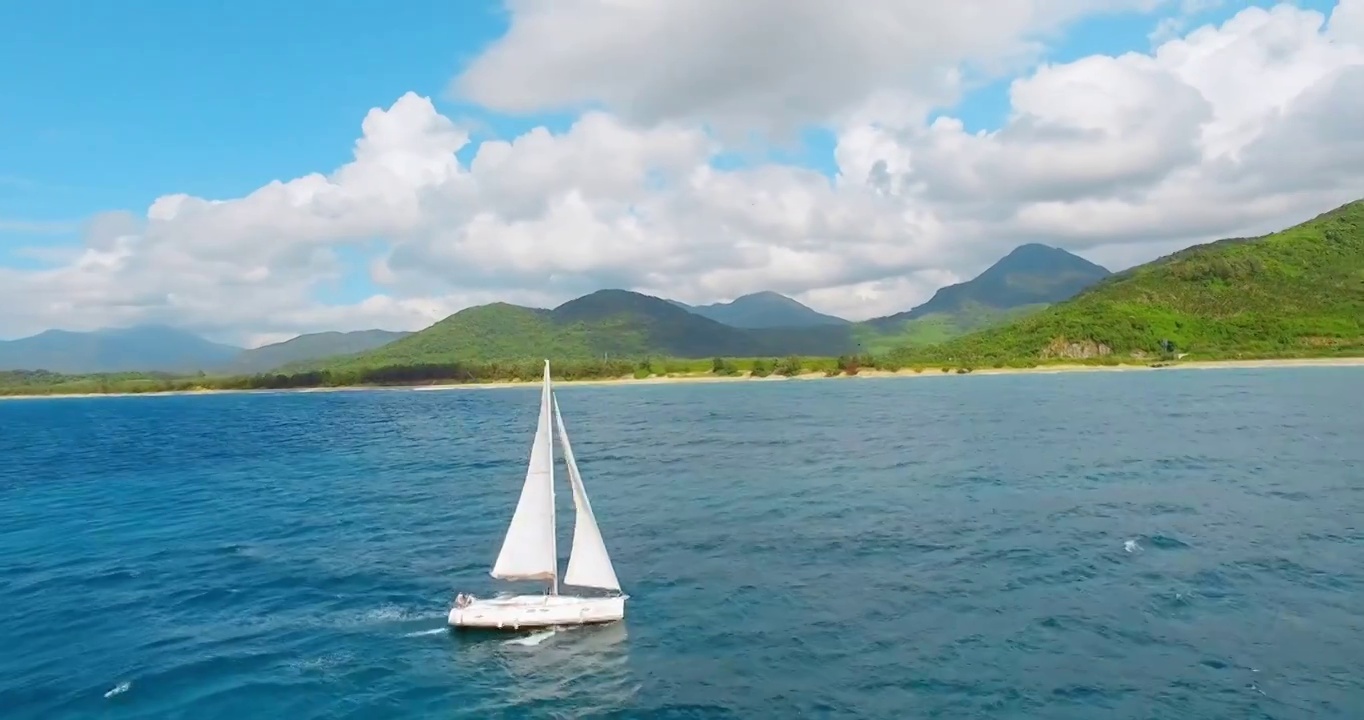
[2,368,1362,719]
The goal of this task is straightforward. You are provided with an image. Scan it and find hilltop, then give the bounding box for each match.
[895,200,1364,364]
[671,291,850,328]
[882,244,1111,322]
[856,244,1111,352]
[0,325,241,374]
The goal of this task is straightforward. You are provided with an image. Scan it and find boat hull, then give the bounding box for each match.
[448,594,626,630]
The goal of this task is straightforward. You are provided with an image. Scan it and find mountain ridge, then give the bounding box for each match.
[307,241,1117,371]
[0,325,242,374]
[0,325,413,374]
[228,329,412,374]
[308,289,859,369]
[672,291,850,328]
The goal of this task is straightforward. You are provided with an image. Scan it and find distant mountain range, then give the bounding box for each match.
[304,244,1111,370]
[1,243,1113,374]
[299,291,857,371]
[668,291,850,328]
[0,325,241,375]
[0,327,411,375]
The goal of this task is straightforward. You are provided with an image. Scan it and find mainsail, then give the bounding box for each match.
[490,360,558,586]
[553,396,622,592]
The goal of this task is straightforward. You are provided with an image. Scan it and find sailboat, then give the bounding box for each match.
[449,360,627,630]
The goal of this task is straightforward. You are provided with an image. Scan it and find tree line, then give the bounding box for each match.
[1,355,904,396]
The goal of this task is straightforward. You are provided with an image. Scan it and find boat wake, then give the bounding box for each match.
[503,628,559,647]
[402,627,449,638]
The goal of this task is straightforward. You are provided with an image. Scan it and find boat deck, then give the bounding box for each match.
[449,594,626,630]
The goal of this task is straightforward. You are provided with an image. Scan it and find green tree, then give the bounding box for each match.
[776,355,803,376]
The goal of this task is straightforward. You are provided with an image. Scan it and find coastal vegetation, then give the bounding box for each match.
[0,354,1063,397]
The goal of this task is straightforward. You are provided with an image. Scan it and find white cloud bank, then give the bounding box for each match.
[3,1,1364,344]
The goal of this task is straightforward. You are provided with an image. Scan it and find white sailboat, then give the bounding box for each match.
[449,360,627,630]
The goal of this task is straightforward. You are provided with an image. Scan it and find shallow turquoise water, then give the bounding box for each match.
[2,368,1362,718]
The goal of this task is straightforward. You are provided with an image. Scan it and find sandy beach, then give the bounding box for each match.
[3,356,1363,402]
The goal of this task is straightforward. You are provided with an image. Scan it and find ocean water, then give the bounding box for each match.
[2,368,1362,719]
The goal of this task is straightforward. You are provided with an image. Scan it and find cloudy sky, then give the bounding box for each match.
[2,0,1362,347]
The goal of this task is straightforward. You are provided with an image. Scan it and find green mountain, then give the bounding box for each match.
[0,325,242,374]
[896,200,1364,363]
[672,291,850,328]
[228,329,411,373]
[312,290,860,368]
[305,245,1117,368]
[857,244,1111,353]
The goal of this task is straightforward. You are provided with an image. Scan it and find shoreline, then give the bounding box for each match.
[2,356,1362,401]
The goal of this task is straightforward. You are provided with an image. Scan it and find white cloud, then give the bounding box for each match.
[4,1,1364,343]
[1150,16,1187,45]
[849,2,1364,257]
[1331,0,1364,42]
[452,0,1164,135]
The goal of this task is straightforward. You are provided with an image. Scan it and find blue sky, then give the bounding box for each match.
[0,0,1341,308]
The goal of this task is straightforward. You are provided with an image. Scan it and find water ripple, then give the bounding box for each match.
[1,368,1362,718]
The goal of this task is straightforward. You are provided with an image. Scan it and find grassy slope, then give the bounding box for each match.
[301,304,589,368]
[853,303,1047,355]
[892,200,1364,364]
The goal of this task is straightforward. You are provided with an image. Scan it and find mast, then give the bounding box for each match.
[546,360,558,596]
